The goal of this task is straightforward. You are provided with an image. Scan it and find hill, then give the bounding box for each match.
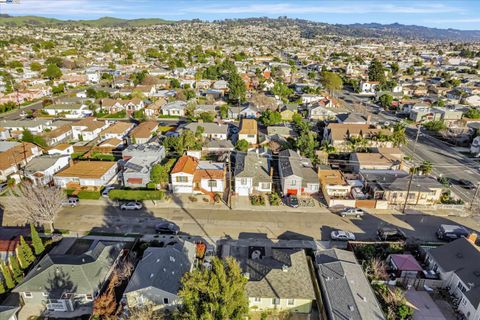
[0,15,172,27]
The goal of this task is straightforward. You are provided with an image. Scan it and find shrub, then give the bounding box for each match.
[108,190,165,201]
[189,196,198,202]
[268,192,281,206]
[77,190,101,200]
[250,195,265,206]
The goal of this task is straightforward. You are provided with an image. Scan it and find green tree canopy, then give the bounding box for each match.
[464,108,480,119]
[1,262,15,289]
[368,58,386,83]
[43,64,62,80]
[235,139,249,152]
[9,255,23,283]
[259,109,282,126]
[30,224,45,256]
[175,257,248,320]
[272,81,293,99]
[320,71,343,95]
[228,72,246,102]
[379,94,393,109]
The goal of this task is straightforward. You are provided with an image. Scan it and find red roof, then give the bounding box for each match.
[0,238,19,252]
[390,254,423,271]
[171,156,198,174]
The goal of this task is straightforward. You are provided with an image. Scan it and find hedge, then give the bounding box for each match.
[77,190,101,200]
[108,190,165,201]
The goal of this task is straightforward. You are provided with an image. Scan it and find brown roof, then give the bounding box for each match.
[0,142,38,171]
[48,143,71,151]
[318,170,347,186]
[41,124,72,139]
[72,117,106,132]
[353,152,397,165]
[327,123,391,141]
[98,138,122,147]
[239,118,257,135]
[171,156,198,174]
[130,121,158,139]
[193,169,225,182]
[55,161,116,179]
[101,122,133,135]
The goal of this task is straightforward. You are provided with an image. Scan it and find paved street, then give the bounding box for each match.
[45,205,480,243]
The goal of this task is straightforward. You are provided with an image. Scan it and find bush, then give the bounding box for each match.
[250,195,265,206]
[108,190,165,201]
[268,192,281,206]
[188,196,198,202]
[146,182,157,190]
[77,190,101,200]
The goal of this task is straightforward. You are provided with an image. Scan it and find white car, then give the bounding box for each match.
[102,186,115,198]
[120,201,143,210]
[330,230,356,241]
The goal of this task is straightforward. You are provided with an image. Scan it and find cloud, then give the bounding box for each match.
[424,18,480,24]
[4,0,117,16]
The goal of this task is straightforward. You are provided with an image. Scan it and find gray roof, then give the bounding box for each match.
[203,139,234,150]
[267,126,297,138]
[316,249,385,320]
[0,141,20,152]
[183,122,228,135]
[24,155,69,174]
[0,119,51,128]
[278,149,318,184]
[362,171,443,192]
[336,113,368,124]
[45,103,84,110]
[428,238,480,307]
[234,152,271,184]
[244,249,315,300]
[124,242,196,295]
[0,293,20,320]
[163,101,187,110]
[14,241,123,297]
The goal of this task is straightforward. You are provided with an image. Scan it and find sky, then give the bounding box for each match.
[1,0,480,30]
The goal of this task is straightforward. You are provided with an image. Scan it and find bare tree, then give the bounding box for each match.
[365,258,388,281]
[3,183,66,232]
[128,304,163,320]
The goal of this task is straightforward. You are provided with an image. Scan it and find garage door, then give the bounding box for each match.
[237,187,249,196]
[287,189,298,195]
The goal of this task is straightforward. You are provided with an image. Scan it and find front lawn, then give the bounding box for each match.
[108,190,165,201]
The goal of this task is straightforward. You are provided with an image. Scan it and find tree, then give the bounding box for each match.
[129,304,164,320]
[20,236,35,265]
[4,183,66,232]
[43,64,62,80]
[170,78,180,88]
[391,124,407,147]
[175,257,248,320]
[368,58,386,83]
[199,112,215,123]
[150,163,170,187]
[220,105,229,119]
[228,72,246,102]
[321,71,343,96]
[405,66,415,76]
[0,281,5,294]
[259,109,282,126]
[390,62,399,75]
[464,108,480,119]
[9,255,23,283]
[1,262,15,289]
[236,139,249,152]
[30,224,45,256]
[30,61,42,72]
[423,120,446,132]
[292,113,303,125]
[272,81,293,99]
[297,131,319,161]
[418,161,433,175]
[379,94,393,109]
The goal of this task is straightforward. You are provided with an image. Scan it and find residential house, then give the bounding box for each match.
[41,124,72,147]
[130,121,158,144]
[318,169,352,200]
[183,122,228,140]
[361,171,443,206]
[278,149,320,196]
[121,144,166,188]
[47,144,74,156]
[471,136,480,157]
[323,124,393,151]
[280,104,298,121]
[71,118,110,142]
[425,237,480,320]
[43,103,92,119]
[100,122,134,141]
[316,249,385,320]
[145,98,167,118]
[170,155,225,195]
[0,119,52,136]
[308,102,337,121]
[0,142,42,182]
[234,152,272,196]
[0,294,20,320]
[194,104,218,117]
[360,81,379,95]
[301,94,324,104]
[239,105,260,119]
[350,152,402,173]
[162,101,187,117]
[238,119,258,145]
[13,241,123,317]
[54,161,117,189]
[387,254,423,278]
[124,241,196,311]
[24,155,71,186]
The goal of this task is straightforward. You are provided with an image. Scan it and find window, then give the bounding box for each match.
[163,298,169,304]
[24,292,33,298]
[254,297,261,302]
[287,299,295,305]
[290,180,296,186]
[247,134,255,138]
[272,298,280,305]
[42,292,48,297]
[176,176,188,183]
[260,182,270,189]
[241,178,247,186]
[208,180,217,188]
[85,294,93,301]
[310,184,319,191]
[457,281,467,294]
[408,193,416,200]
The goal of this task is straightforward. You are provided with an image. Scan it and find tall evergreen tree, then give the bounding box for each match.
[16,244,28,269]
[0,280,5,294]
[30,225,45,255]
[1,262,15,289]
[8,255,23,283]
[368,58,386,84]
[20,236,35,265]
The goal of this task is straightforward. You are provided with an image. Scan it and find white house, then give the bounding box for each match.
[234,153,272,196]
[162,101,187,117]
[360,81,379,95]
[43,103,92,119]
[54,161,117,188]
[278,149,320,196]
[471,136,480,157]
[24,155,71,186]
[71,118,110,141]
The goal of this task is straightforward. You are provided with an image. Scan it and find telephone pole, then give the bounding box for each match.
[470,183,480,212]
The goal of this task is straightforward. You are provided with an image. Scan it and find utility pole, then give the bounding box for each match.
[227,150,232,210]
[470,183,480,212]
[402,125,421,213]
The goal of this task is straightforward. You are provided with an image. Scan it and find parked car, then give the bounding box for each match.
[286,195,299,208]
[458,179,476,189]
[436,224,469,241]
[102,186,115,198]
[0,182,8,193]
[330,230,356,241]
[155,221,180,235]
[339,208,364,218]
[19,111,27,118]
[62,197,79,207]
[377,227,406,241]
[120,201,143,210]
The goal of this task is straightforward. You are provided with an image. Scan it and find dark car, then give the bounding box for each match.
[286,195,299,208]
[377,227,407,241]
[458,179,476,189]
[436,224,470,241]
[155,221,180,235]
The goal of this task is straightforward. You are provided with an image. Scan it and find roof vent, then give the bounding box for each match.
[474,271,480,277]
[282,265,289,272]
[348,305,355,311]
[150,273,154,278]
[244,272,250,280]
[170,256,175,263]
[163,268,167,272]
[156,258,160,263]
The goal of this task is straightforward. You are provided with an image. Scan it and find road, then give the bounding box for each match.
[47,205,480,243]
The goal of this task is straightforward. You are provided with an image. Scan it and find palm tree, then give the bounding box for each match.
[419,161,433,175]
[320,142,336,154]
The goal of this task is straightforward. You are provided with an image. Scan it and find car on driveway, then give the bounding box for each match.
[339,208,364,218]
[62,197,79,207]
[155,221,180,234]
[330,230,356,241]
[120,201,143,210]
[102,186,115,198]
[286,195,299,208]
[458,179,476,189]
[377,227,407,241]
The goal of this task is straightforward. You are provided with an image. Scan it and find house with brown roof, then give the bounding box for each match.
[54,161,118,189]
[350,152,402,173]
[0,142,42,182]
[71,118,110,142]
[99,121,134,140]
[318,169,352,199]
[238,118,258,144]
[47,143,74,156]
[170,155,225,195]
[41,124,72,146]
[130,121,158,144]
[323,123,393,151]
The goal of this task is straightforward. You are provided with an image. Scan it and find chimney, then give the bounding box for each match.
[270,167,274,177]
[467,232,478,244]
[366,114,372,125]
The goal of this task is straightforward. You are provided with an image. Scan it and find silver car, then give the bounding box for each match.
[330,230,356,241]
[120,201,143,210]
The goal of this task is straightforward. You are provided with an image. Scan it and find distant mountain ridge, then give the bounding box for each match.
[0,15,479,41]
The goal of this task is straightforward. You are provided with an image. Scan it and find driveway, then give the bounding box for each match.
[405,290,447,320]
